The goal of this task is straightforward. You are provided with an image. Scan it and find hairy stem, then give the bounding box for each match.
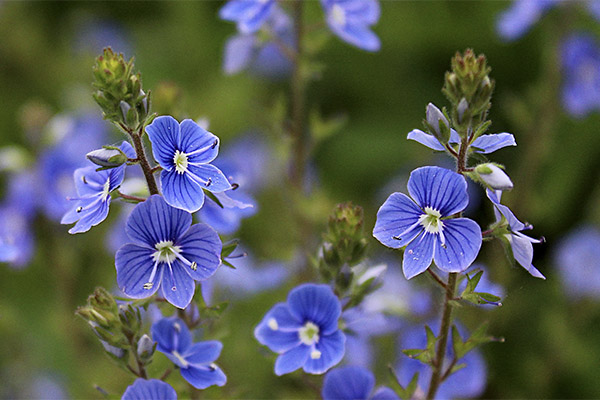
[129,128,159,196]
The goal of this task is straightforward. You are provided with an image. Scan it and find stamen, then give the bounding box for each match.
[268,318,278,330]
[310,349,322,359]
[231,183,239,190]
[185,139,219,157]
[191,261,197,271]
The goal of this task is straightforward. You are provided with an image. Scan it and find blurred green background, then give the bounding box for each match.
[1,1,600,399]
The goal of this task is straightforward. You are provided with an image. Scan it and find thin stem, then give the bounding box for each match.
[427,268,448,290]
[128,127,159,195]
[117,191,146,203]
[426,272,457,400]
[160,368,173,381]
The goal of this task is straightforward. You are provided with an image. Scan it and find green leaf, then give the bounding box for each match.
[450,363,466,374]
[387,364,420,400]
[204,189,224,208]
[221,239,239,259]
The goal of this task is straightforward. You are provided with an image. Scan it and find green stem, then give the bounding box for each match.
[129,128,159,196]
[426,272,457,400]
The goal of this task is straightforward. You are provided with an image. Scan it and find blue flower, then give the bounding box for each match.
[115,195,222,309]
[61,141,134,234]
[486,190,545,279]
[322,366,399,400]
[122,378,177,400]
[220,0,276,34]
[146,116,231,213]
[254,283,346,375]
[396,324,487,400]
[321,0,381,52]
[496,0,559,41]
[407,105,516,154]
[555,225,600,299]
[223,7,293,78]
[151,317,227,389]
[561,33,600,118]
[373,166,482,279]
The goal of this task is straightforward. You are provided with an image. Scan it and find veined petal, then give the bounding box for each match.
[407,129,446,151]
[486,189,526,231]
[402,232,435,279]
[287,284,341,335]
[177,223,222,281]
[184,341,223,365]
[122,379,177,400]
[161,262,196,309]
[119,140,136,159]
[116,244,161,298]
[180,119,220,164]
[187,164,232,193]
[146,116,181,169]
[180,364,227,389]
[255,303,303,353]
[126,195,192,246]
[407,166,468,216]
[322,366,374,400]
[510,232,545,279]
[68,197,110,234]
[470,133,516,154]
[151,317,192,354]
[302,330,345,375]
[73,166,106,197]
[274,345,311,376]
[433,218,482,273]
[161,169,206,213]
[373,192,423,249]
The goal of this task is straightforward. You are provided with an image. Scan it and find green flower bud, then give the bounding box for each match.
[474,163,513,190]
[86,147,128,168]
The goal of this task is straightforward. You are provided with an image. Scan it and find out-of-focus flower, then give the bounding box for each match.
[152,317,226,389]
[321,0,381,52]
[219,0,276,34]
[115,195,222,309]
[496,0,559,41]
[561,33,600,118]
[122,378,177,400]
[322,366,399,400]
[373,166,482,279]
[555,225,600,299]
[255,283,345,375]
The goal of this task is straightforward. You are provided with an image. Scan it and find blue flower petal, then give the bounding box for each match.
[511,232,545,279]
[161,262,196,309]
[407,129,446,151]
[322,366,374,400]
[151,317,192,354]
[73,166,105,197]
[274,344,311,376]
[470,133,516,154]
[116,244,162,298]
[180,364,227,389]
[180,120,220,164]
[372,387,400,400]
[402,232,435,279]
[433,218,482,273]
[122,378,177,400]
[219,0,257,21]
[146,116,181,169]
[224,34,256,75]
[407,166,468,216]
[344,0,380,25]
[119,140,136,159]
[329,21,380,52]
[176,223,222,280]
[373,192,423,249]
[68,197,110,234]
[255,303,303,353]
[287,284,341,335]
[187,164,232,193]
[486,190,526,231]
[302,330,345,374]
[184,341,223,365]
[161,169,206,213]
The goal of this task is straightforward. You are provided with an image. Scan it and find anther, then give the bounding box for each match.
[76,206,83,213]
[82,176,87,184]
[191,261,197,271]
[231,183,239,190]
[393,235,401,240]
[211,139,218,149]
[205,178,212,187]
[143,282,153,290]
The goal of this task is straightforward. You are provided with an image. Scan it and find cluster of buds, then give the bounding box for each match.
[443,49,494,136]
[92,48,152,132]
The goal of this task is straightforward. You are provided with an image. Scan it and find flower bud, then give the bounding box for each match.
[426,103,450,143]
[475,163,513,190]
[457,98,469,123]
[86,147,128,168]
[137,334,155,362]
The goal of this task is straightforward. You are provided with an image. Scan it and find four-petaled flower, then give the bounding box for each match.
[122,378,177,400]
[373,166,482,279]
[254,283,345,375]
[486,190,545,279]
[146,116,231,213]
[219,0,276,34]
[62,141,134,234]
[151,317,227,389]
[116,195,222,309]
[321,0,381,52]
[322,366,399,400]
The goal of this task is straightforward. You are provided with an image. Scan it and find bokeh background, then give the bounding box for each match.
[1,1,600,399]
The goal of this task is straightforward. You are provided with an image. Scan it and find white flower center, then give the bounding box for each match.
[173,150,189,174]
[152,240,182,264]
[418,207,444,234]
[298,321,320,345]
[331,4,346,26]
[171,350,189,368]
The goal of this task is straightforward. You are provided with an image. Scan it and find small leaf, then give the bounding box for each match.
[387,364,420,400]
[204,189,224,208]
[450,363,466,374]
[221,239,239,259]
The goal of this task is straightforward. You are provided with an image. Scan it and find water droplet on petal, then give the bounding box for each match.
[408,250,414,255]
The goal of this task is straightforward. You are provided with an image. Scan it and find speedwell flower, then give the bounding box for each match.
[321,0,381,52]
[486,190,545,279]
[151,317,227,389]
[561,33,600,118]
[322,366,399,400]
[254,283,345,376]
[115,195,222,309]
[146,116,231,213]
[61,141,134,234]
[122,378,177,400]
[373,166,482,279]
[219,0,276,34]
